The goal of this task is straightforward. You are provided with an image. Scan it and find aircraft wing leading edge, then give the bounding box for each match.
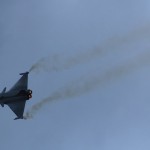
[7,101,26,120]
[9,72,29,93]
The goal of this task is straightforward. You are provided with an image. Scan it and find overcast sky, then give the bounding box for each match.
[1,0,150,150]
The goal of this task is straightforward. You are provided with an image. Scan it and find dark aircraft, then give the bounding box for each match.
[0,72,32,120]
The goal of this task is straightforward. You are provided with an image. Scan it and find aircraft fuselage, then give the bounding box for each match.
[0,89,32,106]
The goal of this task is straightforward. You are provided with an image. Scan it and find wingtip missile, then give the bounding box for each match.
[19,72,29,75]
[14,116,24,120]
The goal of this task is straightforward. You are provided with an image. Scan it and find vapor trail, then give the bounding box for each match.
[29,23,150,73]
[25,52,150,119]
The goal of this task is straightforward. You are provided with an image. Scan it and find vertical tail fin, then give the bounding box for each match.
[1,87,6,94]
[0,87,6,107]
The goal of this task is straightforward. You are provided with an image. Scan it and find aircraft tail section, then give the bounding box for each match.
[0,87,6,97]
[1,87,6,94]
[0,87,6,96]
[0,87,6,107]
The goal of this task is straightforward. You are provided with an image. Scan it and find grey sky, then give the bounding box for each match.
[1,0,150,150]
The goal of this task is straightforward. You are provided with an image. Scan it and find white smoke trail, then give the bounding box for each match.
[29,49,103,73]
[29,23,150,73]
[25,52,150,119]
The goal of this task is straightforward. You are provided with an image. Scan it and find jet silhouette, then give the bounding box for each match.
[0,72,32,120]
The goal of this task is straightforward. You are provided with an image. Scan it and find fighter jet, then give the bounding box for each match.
[0,72,32,120]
